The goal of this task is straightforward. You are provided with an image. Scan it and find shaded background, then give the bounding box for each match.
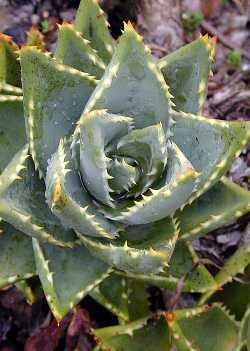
[0,0,249,350]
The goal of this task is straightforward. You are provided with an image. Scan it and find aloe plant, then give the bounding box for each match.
[0,0,250,349]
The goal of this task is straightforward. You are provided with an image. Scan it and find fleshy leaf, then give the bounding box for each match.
[108,158,140,194]
[158,35,215,114]
[33,238,112,321]
[0,146,78,248]
[200,240,250,305]
[78,216,179,274]
[0,221,35,288]
[179,177,250,240]
[91,275,150,322]
[55,23,105,79]
[116,123,168,197]
[76,110,133,206]
[90,274,130,321]
[26,25,46,51]
[0,33,21,87]
[0,82,22,95]
[102,142,199,225]
[94,316,171,351]
[0,96,26,173]
[166,305,239,351]
[240,307,250,350]
[208,265,250,321]
[74,0,114,63]
[46,137,121,239]
[168,240,217,293]
[127,279,150,321]
[84,23,174,134]
[117,240,217,293]
[172,110,250,203]
[20,47,97,177]
[16,280,37,305]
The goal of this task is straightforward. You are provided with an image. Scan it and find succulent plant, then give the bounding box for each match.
[0,0,250,349]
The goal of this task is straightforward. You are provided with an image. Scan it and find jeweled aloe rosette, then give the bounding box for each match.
[0,1,250,349]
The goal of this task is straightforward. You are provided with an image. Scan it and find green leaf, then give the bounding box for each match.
[0,96,26,173]
[200,240,250,305]
[0,82,22,95]
[26,26,45,51]
[108,157,140,194]
[179,177,250,240]
[0,34,21,87]
[166,305,239,351]
[208,265,250,320]
[240,307,250,350]
[158,35,215,114]
[75,110,132,206]
[83,23,174,134]
[116,123,168,197]
[0,221,35,288]
[90,274,130,321]
[74,0,114,63]
[45,137,121,240]
[172,111,250,203]
[102,142,199,225]
[0,146,78,248]
[94,316,171,351]
[127,279,150,321]
[55,23,105,79]
[168,240,216,293]
[78,216,179,274]
[91,274,150,322]
[20,47,97,177]
[117,240,217,293]
[16,280,37,305]
[33,238,112,321]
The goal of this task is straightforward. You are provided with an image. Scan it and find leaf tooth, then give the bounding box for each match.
[31,223,43,231]
[123,241,129,251]
[16,212,32,223]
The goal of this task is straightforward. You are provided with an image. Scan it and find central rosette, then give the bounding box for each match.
[44,26,200,274]
[73,110,168,216]
[45,109,198,274]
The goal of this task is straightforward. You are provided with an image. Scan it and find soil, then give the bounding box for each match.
[0,0,249,350]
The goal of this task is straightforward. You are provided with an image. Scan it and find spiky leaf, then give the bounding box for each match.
[158,35,215,114]
[90,274,130,321]
[0,96,26,173]
[33,238,112,321]
[0,221,35,288]
[166,305,239,351]
[179,177,250,240]
[74,0,114,63]
[83,24,174,134]
[173,111,250,202]
[79,216,179,274]
[0,146,78,247]
[0,34,21,86]
[94,316,171,351]
[20,47,97,176]
[55,23,105,78]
